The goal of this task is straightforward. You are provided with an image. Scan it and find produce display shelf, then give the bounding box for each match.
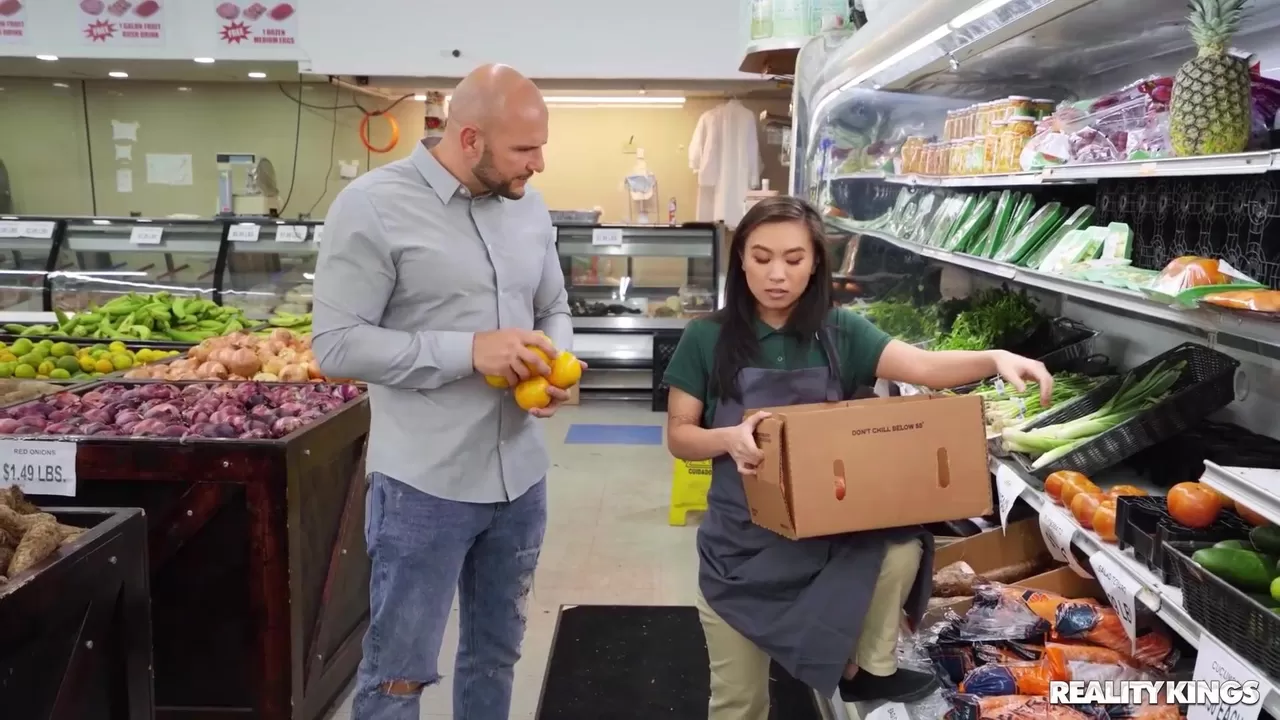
[827,151,1280,190]
[994,456,1280,716]
[850,228,1280,359]
[1200,461,1280,532]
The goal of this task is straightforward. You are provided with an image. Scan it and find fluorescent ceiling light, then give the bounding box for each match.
[53,82,69,88]
[949,0,1017,29]
[108,71,128,78]
[845,24,950,88]
[194,57,215,64]
[36,54,58,61]
[177,86,192,92]
[413,93,427,101]
[247,71,267,79]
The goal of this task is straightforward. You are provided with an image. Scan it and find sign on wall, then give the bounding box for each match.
[78,0,165,45]
[0,0,27,45]
[214,0,298,49]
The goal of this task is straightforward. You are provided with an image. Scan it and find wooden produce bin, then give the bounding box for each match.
[0,506,153,720]
[34,387,373,720]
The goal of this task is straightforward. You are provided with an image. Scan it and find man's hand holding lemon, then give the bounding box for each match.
[473,329,587,418]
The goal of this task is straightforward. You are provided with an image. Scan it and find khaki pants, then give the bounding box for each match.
[696,539,924,720]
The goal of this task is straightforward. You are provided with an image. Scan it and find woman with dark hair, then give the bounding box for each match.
[663,196,1053,718]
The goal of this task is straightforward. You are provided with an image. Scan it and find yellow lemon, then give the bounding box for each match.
[36,360,55,377]
[94,358,115,374]
[79,356,97,372]
[524,345,553,375]
[484,374,510,389]
[547,352,583,389]
[111,353,133,371]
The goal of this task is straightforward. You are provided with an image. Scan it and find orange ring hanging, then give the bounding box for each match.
[359,111,400,154]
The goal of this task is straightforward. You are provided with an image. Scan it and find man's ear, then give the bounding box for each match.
[458,126,482,156]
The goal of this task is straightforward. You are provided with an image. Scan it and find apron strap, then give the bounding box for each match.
[816,327,845,402]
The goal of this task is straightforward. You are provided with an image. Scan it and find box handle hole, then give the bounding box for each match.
[936,447,951,489]
[832,458,847,501]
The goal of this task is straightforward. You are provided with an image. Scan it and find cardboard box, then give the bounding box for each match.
[746,394,993,539]
[563,384,580,406]
[926,518,1054,621]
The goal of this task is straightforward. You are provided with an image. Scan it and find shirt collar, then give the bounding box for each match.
[754,319,781,339]
[411,140,499,204]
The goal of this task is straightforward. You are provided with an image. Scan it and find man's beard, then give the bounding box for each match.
[473,148,528,200]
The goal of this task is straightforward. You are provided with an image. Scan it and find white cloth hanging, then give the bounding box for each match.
[688,99,761,227]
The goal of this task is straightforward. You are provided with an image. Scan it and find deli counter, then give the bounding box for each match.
[0,214,722,406]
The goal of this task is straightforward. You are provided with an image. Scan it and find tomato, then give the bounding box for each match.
[1166,482,1223,529]
[1107,485,1147,498]
[1200,485,1235,512]
[1060,473,1101,509]
[1046,471,1089,504]
[1093,499,1118,543]
[1071,492,1107,529]
[1235,502,1270,527]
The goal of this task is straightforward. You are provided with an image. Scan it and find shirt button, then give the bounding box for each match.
[777,356,783,362]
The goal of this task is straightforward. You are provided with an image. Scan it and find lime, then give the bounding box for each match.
[110,353,132,371]
[37,360,56,377]
[90,343,108,354]
[50,342,76,358]
[56,356,81,373]
[0,363,13,379]
[10,338,33,355]
[17,353,40,366]
[14,364,36,379]
[37,339,54,349]
[0,351,16,363]
[108,341,126,353]
[49,368,71,380]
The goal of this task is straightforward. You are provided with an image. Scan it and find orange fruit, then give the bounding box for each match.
[547,351,582,389]
[1167,482,1222,529]
[484,374,510,389]
[1093,499,1118,543]
[514,376,552,411]
[524,345,553,375]
[1071,492,1107,529]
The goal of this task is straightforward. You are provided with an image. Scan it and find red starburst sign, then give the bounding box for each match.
[84,19,116,41]
[219,20,250,43]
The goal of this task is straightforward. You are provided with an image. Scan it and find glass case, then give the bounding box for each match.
[219,221,320,321]
[555,223,723,327]
[0,218,58,314]
[50,217,223,312]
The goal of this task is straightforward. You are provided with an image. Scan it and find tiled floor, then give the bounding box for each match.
[326,401,699,719]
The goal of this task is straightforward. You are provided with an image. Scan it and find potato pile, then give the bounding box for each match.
[0,487,84,584]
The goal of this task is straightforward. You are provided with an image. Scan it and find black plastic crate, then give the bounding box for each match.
[651,330,684,413]
[948,317,1103,394]
[1165,540,1280,678]
[1008,342,1240,479]
[1115,495,1253,586]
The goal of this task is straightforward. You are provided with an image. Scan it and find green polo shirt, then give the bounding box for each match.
[663,307,893,426]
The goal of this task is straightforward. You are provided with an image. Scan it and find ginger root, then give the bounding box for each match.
[8,519,59,576]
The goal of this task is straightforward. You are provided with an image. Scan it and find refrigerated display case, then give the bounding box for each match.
[0,217,59,317]
[555,222,724,403]
[219,221,321,321]
[791,0,1280,718]
[50,217,223,312]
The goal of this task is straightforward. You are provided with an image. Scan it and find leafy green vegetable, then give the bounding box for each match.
[933,289,1043,351]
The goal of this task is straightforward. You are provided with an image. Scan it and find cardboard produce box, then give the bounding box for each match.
[927,518,1056,621]
[747,394,993,539]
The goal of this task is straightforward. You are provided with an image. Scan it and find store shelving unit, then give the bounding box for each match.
[797,1,1280,719]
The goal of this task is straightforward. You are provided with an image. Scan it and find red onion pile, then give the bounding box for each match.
[0,382,363,440]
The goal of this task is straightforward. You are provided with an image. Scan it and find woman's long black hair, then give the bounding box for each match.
[710,196,833,403]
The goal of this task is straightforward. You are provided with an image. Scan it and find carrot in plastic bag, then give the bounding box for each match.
[1045,641,1137,668]
[1103,700,1182,719]
[959,646,1068,697]
[1019,588,1099,624]
[1052,601,1178,670]
[946,694,1096,720]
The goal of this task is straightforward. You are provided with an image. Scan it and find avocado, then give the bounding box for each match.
[1273,576,1280,604]
[1192,547,1279,593]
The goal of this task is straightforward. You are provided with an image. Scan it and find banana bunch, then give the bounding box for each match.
[13,292,250,343]
[266,310,312,335]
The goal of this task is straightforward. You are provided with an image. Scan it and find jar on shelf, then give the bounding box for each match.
[957,107,974,139]
[922,143,939,176]
[901,136,926,174]
[999,114,1038,173]
[1032,98,1056,121]
[943,110,958,142]
[973,102,991,137]
[949,140,966,176]
[1007,96,1033,120]
[984,121,1006,173]
[968,137,987,175]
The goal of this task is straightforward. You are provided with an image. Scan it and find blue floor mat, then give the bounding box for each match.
[564,424,663,446]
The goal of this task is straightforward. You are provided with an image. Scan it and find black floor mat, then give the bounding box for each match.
[535,605,822,720]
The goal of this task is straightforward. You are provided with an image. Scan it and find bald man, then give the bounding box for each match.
[312,64,577,720]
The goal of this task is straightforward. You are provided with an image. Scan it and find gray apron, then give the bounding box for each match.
[697,328,935,696]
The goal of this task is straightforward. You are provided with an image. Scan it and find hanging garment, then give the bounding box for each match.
[688,100,762,227]
[697,328,935,696]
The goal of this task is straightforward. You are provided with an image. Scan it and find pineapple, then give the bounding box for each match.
[1169,0,1253,157]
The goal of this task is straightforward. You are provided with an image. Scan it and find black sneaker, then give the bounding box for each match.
[838,667,940,704]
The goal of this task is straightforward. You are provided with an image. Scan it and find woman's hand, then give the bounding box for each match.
[724,411,771,475]
[992,350,1054,407]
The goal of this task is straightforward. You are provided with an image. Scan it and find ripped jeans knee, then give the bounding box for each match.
[378,678,432,696]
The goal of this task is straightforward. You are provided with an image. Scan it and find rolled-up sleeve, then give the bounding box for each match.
[531,217,573,352]
[311,188,474,389]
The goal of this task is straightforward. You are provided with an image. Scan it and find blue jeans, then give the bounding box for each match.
[353,473,547,720]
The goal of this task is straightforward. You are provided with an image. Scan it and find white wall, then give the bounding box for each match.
[2,0,755,80]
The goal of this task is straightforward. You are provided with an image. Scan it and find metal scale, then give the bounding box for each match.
[215,153,280,217]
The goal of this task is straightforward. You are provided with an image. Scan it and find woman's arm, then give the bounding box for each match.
[666,388,731,461]
[875,340,1054,405]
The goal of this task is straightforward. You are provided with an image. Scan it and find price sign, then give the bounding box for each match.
[129,226,164,245]
[995,462,1026,530]
[1187,634,1270,720]
[20,221,56,239]
[275,225,308,243]
[0,221,19,238]
[1089,552,1145,647]
[227,224,261,243]
[1040,505,1092,577]
[313,226,324,244]
[0,440,77,497]
[864,701,909,720]
[591,227,624,246]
